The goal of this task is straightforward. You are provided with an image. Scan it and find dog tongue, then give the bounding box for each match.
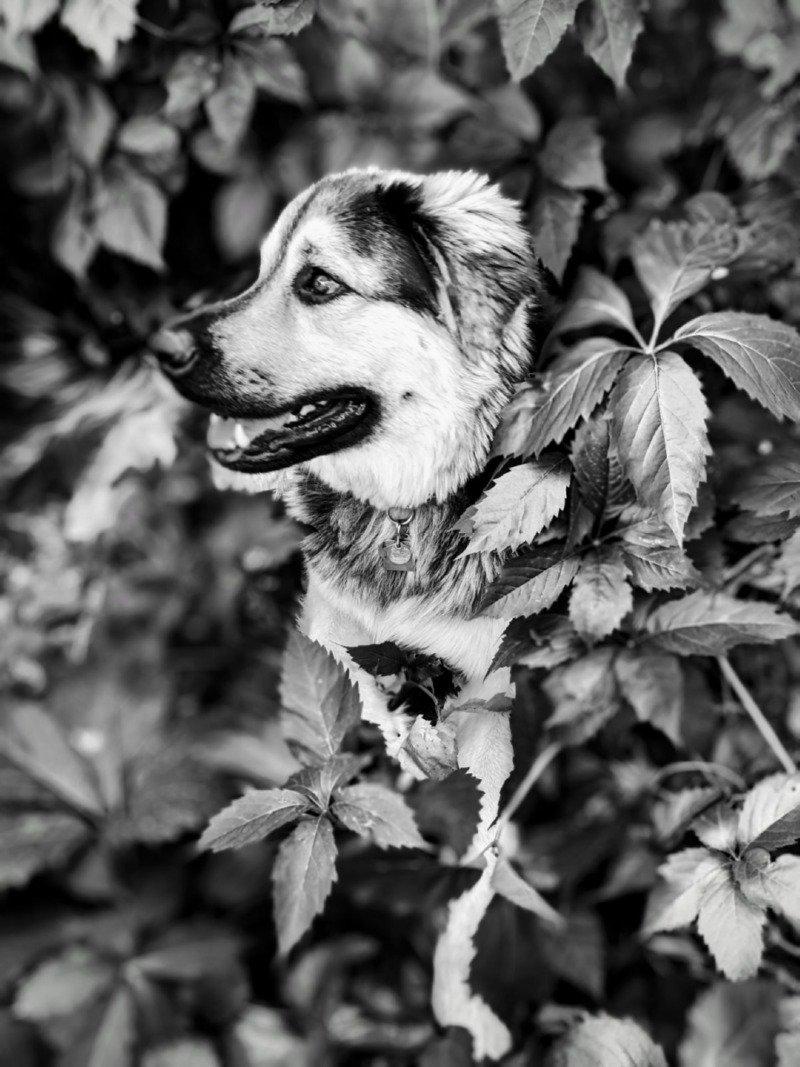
[206,413,289,451]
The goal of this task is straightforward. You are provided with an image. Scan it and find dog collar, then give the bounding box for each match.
[380,506,415,572]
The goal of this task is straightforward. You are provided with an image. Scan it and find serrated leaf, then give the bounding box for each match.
[610,352,710,544]
[643,848,728,934]
[13,948,114,1020]
[644,591,799,656]
[60,0,137,66]
[280,630,361,763]
[491,612,581,672]
[538,116,608,191]
[744,854,800,929]
[495,0,582,80]
[198,788,312,852]
[674,312,800,423]
[411,769,482,858]
[577,0,645,88]
[631,219,739,329]
[549,266,638,342]
[272,816,337,956]
[696,867,765,979]
[530,182,585,282]
[285,753,365,809]
[652,787,723,847]
[79,984,136,1067]
[229,0,315,35]
[679,979,781,1067]
[619,519,700,590]
[332,783,425,849]
[491,855,564,925]
[494,340,629,459]
[431,850,511,1060]
[570,414,611,517]
[449,708,514,858]
[543,647,619,746]
[738,773,800,848]
[205,54,255,146]
[615,649,683,745]
[96,162,167,271]
[552,1013,668,1066]
[478,544,581,618]
[748,804,800,853]
[345,641,410,676]
[0,703,103,816]
[568,547,632,639]
[0,812,90,890]
[461,456,570,554]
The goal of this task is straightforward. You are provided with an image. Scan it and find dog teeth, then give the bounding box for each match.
[299,404,316,418]
[233,422,250,448]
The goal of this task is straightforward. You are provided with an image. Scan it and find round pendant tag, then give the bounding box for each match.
[387,541,412,565]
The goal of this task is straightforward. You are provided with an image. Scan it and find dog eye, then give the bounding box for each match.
[295,267,346,304]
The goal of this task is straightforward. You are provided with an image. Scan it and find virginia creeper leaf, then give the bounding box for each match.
[272,815,337,956]
[198,788,312,852]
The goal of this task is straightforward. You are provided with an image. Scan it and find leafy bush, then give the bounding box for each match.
[3,0,800,1063]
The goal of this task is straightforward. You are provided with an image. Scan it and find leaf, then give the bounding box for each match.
[631,219,739,329]
[272,816,337,956]
[478,544,581,618]
[748,804,800,853]
[738,773,800,848]
[495,0,582,80]
[734,456,800,520]
[461,456,570,554]
[332,783,425,849]
[610,352,710,544]
[229,0,315,35]
[652,787,723,847]
[619,519,700,591]
[164,50,218,114]
[285,753,365,808]
[60,0,138,66]
[643,848,728,934]
[347,640,424,677]
[0,703,103,815]
[679,979,781,1067]
[549,266,638,341]
[538,116,608,191]
[280,630,362,763]
[568,547,632,639]
[96,163,167,271]
[142,1040,221,1067]
[577,0,645,88]
[13,948,115,1019]
[696,867,766,979]
[205,54,256,146]
[674,312,800,424]
[550,1013,668,1067]
[410,770,483,858]
[117,116,179,156]
[233,35,309,105]
[539,908,605,998]
[230,1006,307,1067]
[494,340,629,459]
[644,591,799,656]
[543,648,619,745]
[747,854,800,929]
[530,182,585,282]
[198,788,312,852]
[0,812,90,890]
[431,850,511,1061]
[491,856,564,925]
[615,649,683,745]
[491,612,581,671]
[79,984,136,1067]
[401,716,458,780]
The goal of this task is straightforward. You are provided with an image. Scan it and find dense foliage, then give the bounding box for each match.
[3,0,800,1063]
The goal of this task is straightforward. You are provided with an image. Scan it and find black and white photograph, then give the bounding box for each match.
[2,0,800,1063]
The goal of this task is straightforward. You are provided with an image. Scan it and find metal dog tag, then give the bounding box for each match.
[381,539,415,572]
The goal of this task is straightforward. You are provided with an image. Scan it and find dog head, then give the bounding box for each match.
[154,168,540,508]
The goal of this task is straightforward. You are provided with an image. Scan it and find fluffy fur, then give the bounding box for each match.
[157,166,541,790]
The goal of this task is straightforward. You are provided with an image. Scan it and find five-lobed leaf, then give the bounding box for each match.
[495,0,582,81]
[197,788,312,852]
[461,456,570,554]
[577,0,646,88]
[696,866,766,979]
[548,266,638,343]
[610,351,710,545]
[332,782,426,849]
[618,518,700,590]
[272,815,337,956]
[673,312,800,423]
[477,543,581,618]
[644,590,799,656]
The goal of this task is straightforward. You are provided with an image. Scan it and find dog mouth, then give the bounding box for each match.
[205,387,378,472]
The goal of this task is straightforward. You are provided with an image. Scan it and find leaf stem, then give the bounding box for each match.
[717,655,797,774]
[493,742,561,837]
[652,760,745,791]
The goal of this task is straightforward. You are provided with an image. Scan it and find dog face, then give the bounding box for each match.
[155,169,538,508]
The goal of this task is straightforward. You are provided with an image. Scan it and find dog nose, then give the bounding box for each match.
[150,326,198,377]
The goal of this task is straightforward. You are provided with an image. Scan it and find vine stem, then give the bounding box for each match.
[492,742,561,839]
[718,655,797,774]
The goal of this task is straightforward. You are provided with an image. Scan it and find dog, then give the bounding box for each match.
[153,167,542,849]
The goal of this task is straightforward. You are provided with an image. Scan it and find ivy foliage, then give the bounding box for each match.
[3,0,800,1064]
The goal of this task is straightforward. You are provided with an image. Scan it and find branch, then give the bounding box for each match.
[717,655,797,774]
